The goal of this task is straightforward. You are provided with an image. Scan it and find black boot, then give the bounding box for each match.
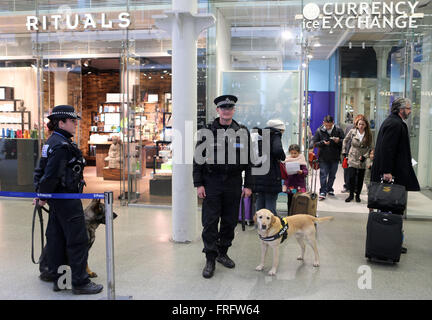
[345,193,354,202]
[39,271,57,282]
[355,194,361,202]
[216,253,235,269]
[72,281,103,295]
[202,259,216,279]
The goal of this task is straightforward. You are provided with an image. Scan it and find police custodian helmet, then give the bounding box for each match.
[48,105,81,120]
[214,95,238,109]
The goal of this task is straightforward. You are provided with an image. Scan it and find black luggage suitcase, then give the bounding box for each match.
[365,211,403,263]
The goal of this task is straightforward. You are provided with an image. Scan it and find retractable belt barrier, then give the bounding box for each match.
[0,190,121,300]
[0,191,104,199]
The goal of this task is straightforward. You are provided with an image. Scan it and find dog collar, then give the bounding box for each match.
[259,216,289,243]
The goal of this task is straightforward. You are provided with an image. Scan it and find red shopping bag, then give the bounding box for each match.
[280,162,289,180]
[342,157,348,169]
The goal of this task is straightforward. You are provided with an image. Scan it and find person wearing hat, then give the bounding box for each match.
[193,95,253,279]
[34,105,103,294]
[252,119,286,214]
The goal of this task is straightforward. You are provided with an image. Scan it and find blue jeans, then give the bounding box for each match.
[256,192,279,215]
[319,161,339,195]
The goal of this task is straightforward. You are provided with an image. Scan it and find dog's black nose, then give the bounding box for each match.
[262,225,267,230]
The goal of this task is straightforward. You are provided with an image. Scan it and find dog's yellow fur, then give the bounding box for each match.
[253,209,333,276]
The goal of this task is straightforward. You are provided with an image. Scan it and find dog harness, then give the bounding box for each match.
[259,216,289,243]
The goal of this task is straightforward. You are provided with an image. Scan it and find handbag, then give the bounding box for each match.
[308,151,319,170]
[279,161,289,180]
[342,157,348,169]
[367,180,407,212]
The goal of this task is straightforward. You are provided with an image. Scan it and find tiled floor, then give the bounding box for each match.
[1,165,432,300]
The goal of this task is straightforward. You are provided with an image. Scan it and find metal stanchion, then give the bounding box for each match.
[103,191,132,300]
[104,191,115,300]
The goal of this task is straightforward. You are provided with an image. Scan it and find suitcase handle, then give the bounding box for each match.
[241,195,246,231]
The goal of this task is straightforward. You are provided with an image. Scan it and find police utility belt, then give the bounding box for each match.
[259,216,289,243]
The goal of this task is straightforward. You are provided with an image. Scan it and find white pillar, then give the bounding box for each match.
[54,70,69,106]
[154,1,215,242]
[215,9,231,103]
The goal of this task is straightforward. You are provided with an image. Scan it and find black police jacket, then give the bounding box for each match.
[34,128,86,196]
[193,118,253,189]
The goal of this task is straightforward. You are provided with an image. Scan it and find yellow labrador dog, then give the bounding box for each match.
[253,209,333,276]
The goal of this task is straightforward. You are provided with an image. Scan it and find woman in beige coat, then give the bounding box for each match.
[342,117,372,202]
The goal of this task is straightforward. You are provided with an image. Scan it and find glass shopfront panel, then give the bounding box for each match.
[0,1,177,205]
[0,0,432,206]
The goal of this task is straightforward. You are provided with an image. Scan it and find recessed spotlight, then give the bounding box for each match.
[281,30,293,40]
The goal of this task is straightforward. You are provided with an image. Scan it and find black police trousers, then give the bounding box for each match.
[201,173,242,260]
[46,199,90,287]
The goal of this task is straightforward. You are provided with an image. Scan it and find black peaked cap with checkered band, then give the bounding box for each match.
[47,105,81,120]
[214,95,238,108]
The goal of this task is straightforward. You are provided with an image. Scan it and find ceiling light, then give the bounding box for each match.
[281,30,293,40]
[314,43,321,47]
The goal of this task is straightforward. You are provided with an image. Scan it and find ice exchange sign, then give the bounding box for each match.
[302,1,424,30]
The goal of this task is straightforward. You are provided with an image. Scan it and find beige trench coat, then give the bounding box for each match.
[342,128,372,169]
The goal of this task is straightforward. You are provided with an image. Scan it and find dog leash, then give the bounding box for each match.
[31,204,49,264]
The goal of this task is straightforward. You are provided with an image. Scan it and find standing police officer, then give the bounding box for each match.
[193,95,253,279]
[34,105,103,294]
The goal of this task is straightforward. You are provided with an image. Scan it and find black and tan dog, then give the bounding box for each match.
[84,199,118,277]
[254,209,333,276]
[39,199,117,280]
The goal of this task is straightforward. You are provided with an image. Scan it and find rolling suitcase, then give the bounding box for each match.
[289,160,318,217]
[365,211,403,263]
[239,193,256,230]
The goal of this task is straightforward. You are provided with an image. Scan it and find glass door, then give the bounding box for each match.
[119,40,141,204]
[389,41,419,174]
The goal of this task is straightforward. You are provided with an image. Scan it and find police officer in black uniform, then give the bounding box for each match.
[193,95,253,279]
[34,105,103,294]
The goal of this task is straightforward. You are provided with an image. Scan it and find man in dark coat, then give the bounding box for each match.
[371,97,420,253]
[312,115,345,200]
[371,97,420,191]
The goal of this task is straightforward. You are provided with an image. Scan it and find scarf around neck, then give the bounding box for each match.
[285,153,307,166]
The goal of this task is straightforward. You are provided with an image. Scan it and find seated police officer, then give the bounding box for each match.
[34,105,103,295]
[193,95,253,279]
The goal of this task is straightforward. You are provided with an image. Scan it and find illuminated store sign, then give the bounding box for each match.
[302,1,424,30]
[26,12,131,31]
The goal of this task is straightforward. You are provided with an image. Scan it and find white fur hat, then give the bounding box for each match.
[266,119,286,131]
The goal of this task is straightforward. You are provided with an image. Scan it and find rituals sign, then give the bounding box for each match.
[26,12,131,31]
